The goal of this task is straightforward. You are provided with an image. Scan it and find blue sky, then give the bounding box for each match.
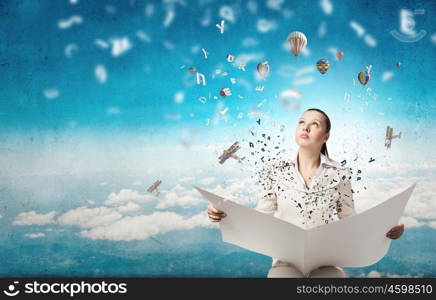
[0,0,435,277]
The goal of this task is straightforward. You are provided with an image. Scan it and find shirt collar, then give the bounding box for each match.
[290,151,337,168]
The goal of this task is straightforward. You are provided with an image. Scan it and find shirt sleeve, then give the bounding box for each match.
[255,162,278,216]
[255,192,277,216]
[336,168,357,219]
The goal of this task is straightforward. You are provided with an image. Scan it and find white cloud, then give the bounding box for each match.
[246,1,257,14]
[364,34,377,47]
[163,41,175,50]
[157,184,204,209]
[320,0,333,15]
[276,64,295,78]
[431,33,436,45]
[199,177,216,185]
[207,177,260,206]
[86,199,96,205]
[235,53,264,66]
[279,88,301,100]
[107,107,120,116]
[105,189,154,205]
[289,65,316,85]
[117,202,141,213]
[350,21,365,37]
[179,177,193,183]
[399,216,425,228]
[365,270,421,278]
[25,233,45,239]
[95,65,107,83]
[351,175,436,222]
[58,15,83,29]
[242,37,259,47]
[295,66,315,77]
[13,211,57,226]
[427,221,436,229]
[43,89,60,99]
[65,43,78,58]
[174,91,184,104]
[349,21,377,47]
[257,19,277,33]
[318,21,327,37]
[57,206,122,228]
[131,181,143,186]
[145,3,154,17]
[95,39,109,49]
[163,7,175,27]
[266,0,283,11]
[382,71,394,82]
[219,5,236,23]
[80,211,213,241]
[110,37,132,57]
[327,47,339,60]
[293,77,314,85]
[136,30,151,43]
[367,270,382,278]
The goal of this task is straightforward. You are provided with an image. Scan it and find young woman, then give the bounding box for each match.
[207,108,405,278]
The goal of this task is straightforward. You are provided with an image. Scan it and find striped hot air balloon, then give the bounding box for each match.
[358,71,370,85]
[287,31,307,56]
[316,58,330,74]
[257,61,270,78]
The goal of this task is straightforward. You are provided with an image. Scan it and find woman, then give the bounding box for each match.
[207,108,405,278]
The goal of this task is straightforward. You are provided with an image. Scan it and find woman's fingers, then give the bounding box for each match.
[207,204,226,223]
[208,204,224,214]
[386,224,404,239]
[207,204,226,216]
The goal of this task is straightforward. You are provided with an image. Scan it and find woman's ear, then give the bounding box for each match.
[325,132,330,143]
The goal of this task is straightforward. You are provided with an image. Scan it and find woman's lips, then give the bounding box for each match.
[300,134,309,139]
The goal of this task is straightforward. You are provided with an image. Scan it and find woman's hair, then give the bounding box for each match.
[305,108,331,158]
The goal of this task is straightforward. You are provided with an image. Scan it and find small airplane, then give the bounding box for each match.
[147,180,162,195]
[384,126,401,149]
[218,142,245,164]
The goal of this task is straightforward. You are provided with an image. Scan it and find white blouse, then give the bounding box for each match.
[256,152,357,229]
[255,152,357,268]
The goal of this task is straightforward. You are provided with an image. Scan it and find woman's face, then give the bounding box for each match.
[294,110,329,149]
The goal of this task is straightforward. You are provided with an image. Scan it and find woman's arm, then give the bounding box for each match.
[256,192,278,216]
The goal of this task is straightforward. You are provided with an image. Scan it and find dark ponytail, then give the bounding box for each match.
[306,108,331,158]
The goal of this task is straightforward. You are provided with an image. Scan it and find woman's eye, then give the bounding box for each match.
[312,122,319,127]
[299,121,304,124]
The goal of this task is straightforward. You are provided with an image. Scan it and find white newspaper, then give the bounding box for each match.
[195,184,415,275]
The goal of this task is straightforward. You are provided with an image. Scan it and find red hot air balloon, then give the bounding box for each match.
[337,51,344,60]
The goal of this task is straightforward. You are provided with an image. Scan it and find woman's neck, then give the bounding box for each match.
[297,148,321,170]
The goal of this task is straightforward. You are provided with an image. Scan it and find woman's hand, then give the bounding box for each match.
[386,224,404,239]
[207,204,227,223]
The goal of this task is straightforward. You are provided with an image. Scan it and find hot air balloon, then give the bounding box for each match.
[337,51,344,60]
[316,59,330,74]
[287,31,307,56]
[358,71,370,86]
[188,67,196,73]
[257,61,270,78]
[396,61,401,68]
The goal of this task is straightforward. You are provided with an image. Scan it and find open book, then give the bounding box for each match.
[195,184,416,275]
